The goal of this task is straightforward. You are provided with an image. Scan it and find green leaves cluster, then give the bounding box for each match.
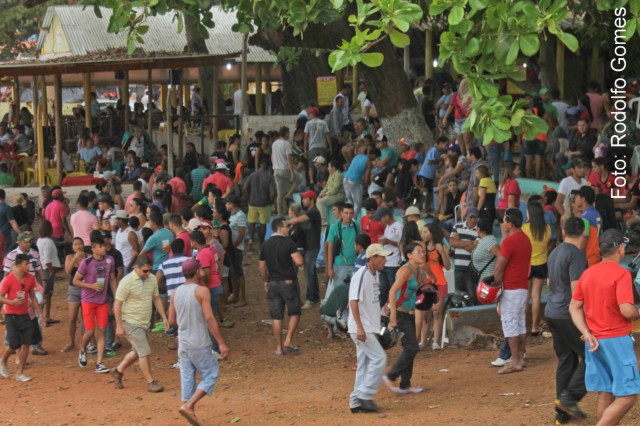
[328,0,423,71]
[620,0,640,39]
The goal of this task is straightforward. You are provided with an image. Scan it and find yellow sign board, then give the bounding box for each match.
[316,77,337,106]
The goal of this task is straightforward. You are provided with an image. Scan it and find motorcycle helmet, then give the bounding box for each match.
[444,291,473,309]
[476,276,501,305]
[415,284,439,311]
[378,316,404,350]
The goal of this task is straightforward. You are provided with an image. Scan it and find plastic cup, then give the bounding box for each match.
[16,290,25,303]
[162,240,170,250]
[96,278,105,292]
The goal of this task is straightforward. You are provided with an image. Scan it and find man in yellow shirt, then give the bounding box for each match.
[112,255,169,393]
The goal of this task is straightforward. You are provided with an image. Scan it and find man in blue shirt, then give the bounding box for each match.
[139,211,175,272]
[417,136,448,213]
[576,186,601,235]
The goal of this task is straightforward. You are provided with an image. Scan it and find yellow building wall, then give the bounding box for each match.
[39,14,71,56]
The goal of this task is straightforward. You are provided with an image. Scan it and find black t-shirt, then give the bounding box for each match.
[245,142,260,169]
[373,166,397,187]
[421,98,436,131]
[259,234,298,281]
[305,206,321,251]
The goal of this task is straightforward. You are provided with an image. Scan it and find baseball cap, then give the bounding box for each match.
[446,143,461,153]
[300,190,317,201]
[539,87,550,95]
[374,206,392,221]
[17,233,32,243]
[365,243,392,259]
[599,229,628,252]
[307,107,320,116]
[52,188,63,199]
[398,137,411,146]
[198,220,213,229]
[114,210,129,220]
[404,206,421,217]
[187,218,201,232]
[99,230,112,240]
[226,195,240,206]
[313,156,326,164]
[182,258,201,276]
[563,156,587,171]
[466,206,479,217]
[212,220,221,228]
[216,163,229,171]
[153,189,164,199]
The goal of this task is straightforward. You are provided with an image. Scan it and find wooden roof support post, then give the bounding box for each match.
[590,45,600,83]
[33,76,44,186]
[240,33,249,146]
[13,78,20,124]
[147,69,153,136]
[160,85,167,114]
[166,85,174,174]
[41,77,48,125]
[352,65,358,108]
[177,81,184,162]
[83,73,92,130]
[54,73,63,186]
[211,66,219,146]
[123,70,130,132]
[425,29,434,79]
[255,63,263,115]
[556,38,565,100]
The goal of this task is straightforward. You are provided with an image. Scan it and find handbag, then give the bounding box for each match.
[469,254,496,285]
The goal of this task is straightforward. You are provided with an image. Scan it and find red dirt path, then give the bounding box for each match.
[2,248,640,425]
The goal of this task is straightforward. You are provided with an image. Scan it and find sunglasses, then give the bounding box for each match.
[141,269,152,274]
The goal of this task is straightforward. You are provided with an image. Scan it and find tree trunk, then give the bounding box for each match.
[280,50,332,114]
[251,17,432,145]
[538,37,557,90]
[184,14,224,116]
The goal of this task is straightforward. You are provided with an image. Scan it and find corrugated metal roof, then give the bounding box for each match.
[37,5,275,63]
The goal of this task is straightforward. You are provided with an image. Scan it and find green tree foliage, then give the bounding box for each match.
[84,0,640,144]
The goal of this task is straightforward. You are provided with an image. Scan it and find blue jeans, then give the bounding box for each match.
[209,286,223,353]
[350,332,387,407]
[303,248,320,303]
[378,266,400,307]
[499,338,512,360]
[179,346,219,402]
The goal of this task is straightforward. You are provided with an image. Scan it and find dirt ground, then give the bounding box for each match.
[2,247,640,426]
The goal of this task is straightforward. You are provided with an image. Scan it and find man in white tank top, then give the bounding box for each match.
[114,211,139,271]
[169,259,230,426]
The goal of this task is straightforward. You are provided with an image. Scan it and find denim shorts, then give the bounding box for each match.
[209,286,223,318]
[267,279,301,319]
[585,335,640,397]
[179,346,219,402]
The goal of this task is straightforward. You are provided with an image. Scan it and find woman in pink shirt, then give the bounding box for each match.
[496,162,521,223]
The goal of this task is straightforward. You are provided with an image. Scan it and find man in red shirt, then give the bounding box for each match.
[168,214,191,257]
[44,188,71,242]
[169,168,190,212]
[493,208,532,375]
[201,163,233,198]
[360,198,384,244]
[0,254,43,382]
[570,229,640,425]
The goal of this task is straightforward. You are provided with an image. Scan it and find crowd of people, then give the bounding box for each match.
[0,76,639,426]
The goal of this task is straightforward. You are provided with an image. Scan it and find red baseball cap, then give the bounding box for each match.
[300,190,317,200]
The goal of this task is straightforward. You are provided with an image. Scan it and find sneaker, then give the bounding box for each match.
[112,367,124,389]
[151,322,165,333]
[213,351,223,361]
[111,342,123,351]
[554,408,572,425]
[172,362,180,370]
[301,300,315,310]
[147,380,164,393]
[220,318,235,328]
[555,398,587,419]
[0,363,9,379]
[490,357,512,367]
[163,327,177,335]
[31,346,48,355]
[78,350,87,368]
[95,363,110,374]
[103,350,117,359]
[432,342,442,351]
[15,374,32,382]
[86,343,97,355]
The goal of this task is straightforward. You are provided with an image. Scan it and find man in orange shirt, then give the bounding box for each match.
[570,229,640,426]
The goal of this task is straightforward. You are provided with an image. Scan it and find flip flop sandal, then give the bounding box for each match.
[283,346,300,354]
[178,408,201,426]
[497,365,524,375]
[60,343,75,353]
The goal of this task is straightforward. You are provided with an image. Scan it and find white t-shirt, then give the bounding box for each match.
[37,237,61,268]
[558,176,587,216]
[347,266,381,334]
[271,138,292,170]
[383,220,403,267]
[129,136,145,159]
[552,101,569,130]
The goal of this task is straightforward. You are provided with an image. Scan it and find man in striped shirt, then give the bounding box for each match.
[157,240,189,299]
[450,207,479,296]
